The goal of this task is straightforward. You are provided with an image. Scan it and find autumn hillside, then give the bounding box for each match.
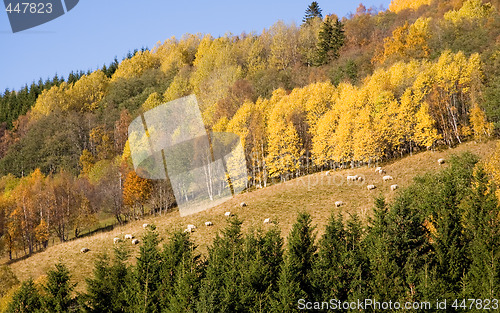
[3,139,498,293]
[0,0,499,307]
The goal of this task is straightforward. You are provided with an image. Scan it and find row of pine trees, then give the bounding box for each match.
[4,152,499,312]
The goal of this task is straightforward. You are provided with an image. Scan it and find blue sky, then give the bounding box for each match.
[0,0,391,92]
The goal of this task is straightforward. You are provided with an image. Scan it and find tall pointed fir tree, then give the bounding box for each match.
[385,186,432,302]
[274,212,317,311]
[365,197,403,300]
[6,279,42,313]
[316,15,345,65]
[429,153,478,299]
[81,245,130,313]
[313,211,347,301]
[162,231,203,313]
[196,217,245,312]
[343,214,369,302]
[129,225,162,313]
[462,164,500,298]
[303,2,323,25]
[42,262,76,313]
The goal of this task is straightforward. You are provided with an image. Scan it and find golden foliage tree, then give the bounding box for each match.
[67,70,109,112]
[123,171,152,217]
[444,0,495,24]
[469,103,494,141]
[378,17,431,64]
[389,0,431,13]
[414,101,441,148]
[111,50,160,81]
[266,119,302,181]
[34,219,49,248]
[270,21,300,70]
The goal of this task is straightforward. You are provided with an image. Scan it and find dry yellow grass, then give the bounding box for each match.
[5,140,498,293]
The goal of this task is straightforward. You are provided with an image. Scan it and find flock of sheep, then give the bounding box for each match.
[334,158,446,208]
[81,201,273,253]
[81,158,447,253]
[330,165,397,208]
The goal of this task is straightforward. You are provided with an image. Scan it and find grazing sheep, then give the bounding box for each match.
[125,234,134,240]
[187,224,196,231]
[113,237,121,244]
[335,201,344,207]
[325,170,330,176]
[142,223,149,229]
[357,176,364,182]
[375,167,382,172]
[225,211,231,217]
[205,221,213,226]
[131,239,140,245]
[347,175,358,182]
[438,158,445,165]
[377,169,386,174]
[383,175,393,181]
[240,202,247,207]
[391,184,399,191]
[263,218,270,224]
[80,248,90,253]
[367,185,376,190]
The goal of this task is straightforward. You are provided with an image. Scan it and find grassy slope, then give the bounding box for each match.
[5,140,498,292]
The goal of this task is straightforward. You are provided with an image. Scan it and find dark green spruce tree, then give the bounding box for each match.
[462,165,500,298]
[81,245,130,313]
[239,227,283,312]
[42,262,76,313]
[302,2,323,25]
[427,154,478,299]
[365,196,404,300]
[385,186,432,303]
[197,216,245,312]
[316,15,345,65]
[343,214,369,302]
[162,231,203,313]
[313,211,347,301]
[6,279,42,313]
[81,254,114,312]
[128,225,162,313]
[273,212,317,312]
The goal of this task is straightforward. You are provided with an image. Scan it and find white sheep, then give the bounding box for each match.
[357,176,364,182]
[377,169,386,174]
[383,175,393,182]
[187,224,196,231]
[367,185,376,190]
[142,223,149,229]
[225,211,231,217]
[80,247,90,253]
[125,234,134,240]
[347,175,358,182]
[391,184,399,191]
[438,158,445,165]
[205,221,213,226]
[113,237,121,244]
[131,239,140,245]
[325,170,330,176]
[263,218,270,224]
[335,201,344,207]
[375,167,382,172]
[240,202,247,207]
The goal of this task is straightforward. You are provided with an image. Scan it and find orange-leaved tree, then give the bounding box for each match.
[123,171,152,218]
